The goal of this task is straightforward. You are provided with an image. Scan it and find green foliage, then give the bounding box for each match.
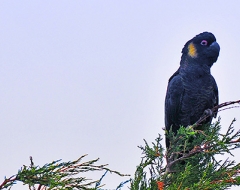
[1,117,240,189]
[0,154,128,190]
[131,118,240,190]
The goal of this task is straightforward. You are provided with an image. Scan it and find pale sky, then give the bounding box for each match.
[1,1,240,189]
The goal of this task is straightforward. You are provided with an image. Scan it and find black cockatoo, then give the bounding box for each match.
[165,32,220,149]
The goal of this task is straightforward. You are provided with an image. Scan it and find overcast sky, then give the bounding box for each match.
[1,1,240,189]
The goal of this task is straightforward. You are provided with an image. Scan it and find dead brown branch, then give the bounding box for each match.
[195,100,240,127]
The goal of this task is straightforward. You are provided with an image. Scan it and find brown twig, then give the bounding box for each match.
[0,175,17,189]
[194,100,240,127]
[166,137,234,173]
[166,145,204,172]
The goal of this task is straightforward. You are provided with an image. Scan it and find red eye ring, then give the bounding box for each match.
[201,40,208,46]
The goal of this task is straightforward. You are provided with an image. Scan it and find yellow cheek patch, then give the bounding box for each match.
[188,42,198,58]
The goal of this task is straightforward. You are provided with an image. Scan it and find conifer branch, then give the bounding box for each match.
[131,99,240,189]
[0,155,129,190]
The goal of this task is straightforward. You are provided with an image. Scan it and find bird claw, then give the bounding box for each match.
[194,109,214,127]
[203,109,213,117]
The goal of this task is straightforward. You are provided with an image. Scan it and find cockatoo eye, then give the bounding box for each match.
[201,40,208,46]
